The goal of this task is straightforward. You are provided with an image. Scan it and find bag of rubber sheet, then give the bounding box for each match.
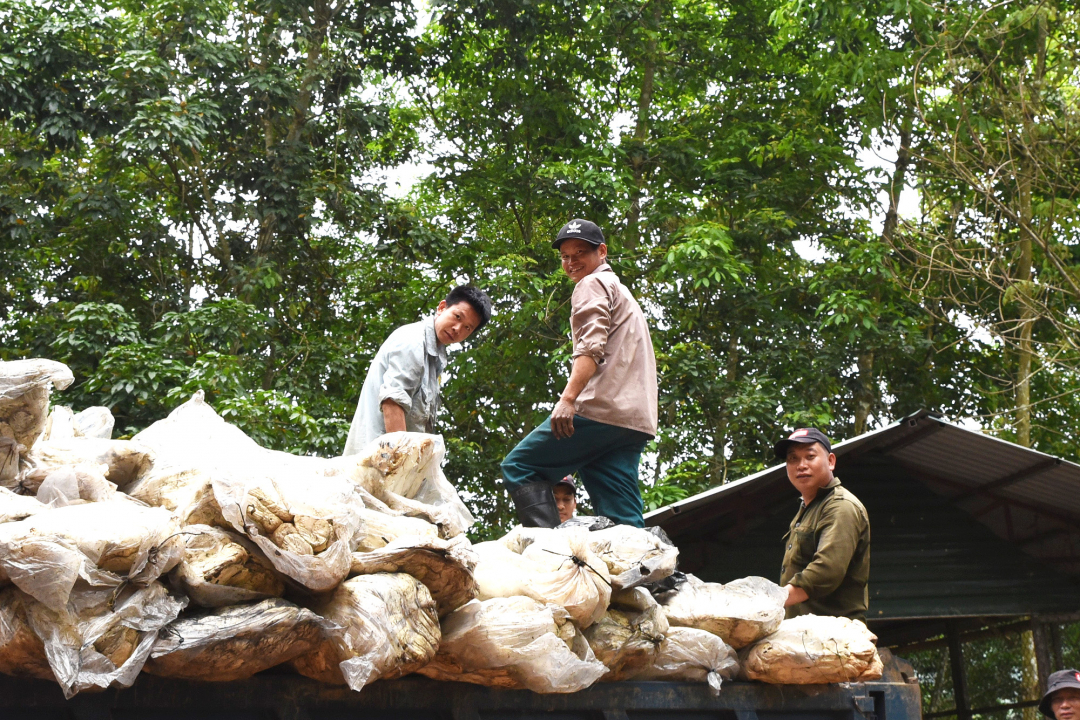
[0,500,184,611]
[292,573,441,692]
[34,463,117,507]
[126,391,263,526]
[350,535,478,617]
[22,581,186,697]
[0,359,73,467]
[20,438,154,492]
[637,627,740,693]
[583,588,669,681]
[0,586,54,680]
[418,596,607,693]
[144,598,329,681]
[351,432,475,537]
[585,524,679,591]
[656,574,786,649]
[169,525,284,608]
[354,507,441,552]
[41,405,115,442]
[476,526,611,628]
[743,614,883,684]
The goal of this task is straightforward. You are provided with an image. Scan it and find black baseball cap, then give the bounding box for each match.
[554,476,577,491]
[1040,669,1080,717]
[774,428,833,459]
[552,219,605,249]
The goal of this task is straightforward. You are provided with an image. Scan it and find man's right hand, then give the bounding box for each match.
[551,399,576,439]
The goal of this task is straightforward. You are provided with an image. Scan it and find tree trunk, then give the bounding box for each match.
[711,333,740,485]
[624,2,659,251]
[1022,629,1040,720]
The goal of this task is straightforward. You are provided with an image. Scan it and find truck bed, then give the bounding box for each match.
[0,674,922,720]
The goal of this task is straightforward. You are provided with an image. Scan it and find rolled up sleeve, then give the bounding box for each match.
[377,339,425,412]
[571,278,612,364]
[789,501,863,598]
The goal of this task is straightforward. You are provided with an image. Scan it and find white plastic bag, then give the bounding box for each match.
[169,525,284,608]
[0,586,53,680]
[292,573,441,691]
[657,575,786,649]
[0,486,47,525]
[350,535,478,617]
[0,359,73,455]
[417,597,607,693]
[354,508,440,552]
[73,407,115,440]
[353,432,443,498]
[637,626,740,694]
[22,581,186,698]
[583,603,668,681]
[22,438,155,491]
[0,500,184,611]
[144,598,329,681]
[586,524,679,590]
[35,464,117,507]
[743,614,883,684]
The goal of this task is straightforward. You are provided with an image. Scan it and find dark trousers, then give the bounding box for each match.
[500,415,650,527]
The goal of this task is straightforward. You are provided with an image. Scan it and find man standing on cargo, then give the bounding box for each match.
[501,219,657,528]
[775,428,870,623]
[342,285,492,455]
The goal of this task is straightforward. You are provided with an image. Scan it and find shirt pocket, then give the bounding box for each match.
[790,528,818,565]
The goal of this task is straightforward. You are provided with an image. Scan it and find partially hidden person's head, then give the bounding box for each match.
[552,219,607,284]
[774,428,836,502]
[552,476,578,524]
[1040,669,1080,720]
[434,285,492,346]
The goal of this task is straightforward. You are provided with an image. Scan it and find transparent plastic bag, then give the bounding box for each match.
[350,535,478,617]
[637,626,740,694]
[292,573,441,692]
[144,598,329,681]
[22,438,155,491]
[657,574,786,649]
[417,597,607,693]
[0,486,47,525]
[0,437,18,488]
[0,500,184,611]
[477,527,612,628]
[583,603,668,681]
[353,432,444,499]
[586,524,679,591]
[355,508,440,552]
[0,586,53,680]
[42,406,76,442]
[743,614,883,684]
[23,580,186,698]
[0,359,73,454]
[169,525,284,608]
[35,464,117,507]
[73,407,114,440]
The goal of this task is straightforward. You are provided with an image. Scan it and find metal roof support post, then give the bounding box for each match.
[947,619,973,720]
[1032,617,1062,689]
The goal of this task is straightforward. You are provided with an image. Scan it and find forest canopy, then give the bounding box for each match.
[2,0,1079,533]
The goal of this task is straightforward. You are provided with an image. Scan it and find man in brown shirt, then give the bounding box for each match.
[500,219,658,527]
[775,428,871,622]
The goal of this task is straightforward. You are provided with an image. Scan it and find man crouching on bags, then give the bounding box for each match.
[500,219,658,528]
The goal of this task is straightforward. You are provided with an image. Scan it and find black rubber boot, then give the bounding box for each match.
[509,481,560,528]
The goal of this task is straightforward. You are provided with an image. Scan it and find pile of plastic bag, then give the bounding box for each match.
[0,357,881,698]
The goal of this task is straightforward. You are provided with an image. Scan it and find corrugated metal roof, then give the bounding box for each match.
[646,410,1080,578]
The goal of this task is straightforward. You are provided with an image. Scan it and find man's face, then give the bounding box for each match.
[559,239,607,283]
[552,484,577,523]
[785,442,836,502]
[1052,688,1080,720]
[433,300,482,346]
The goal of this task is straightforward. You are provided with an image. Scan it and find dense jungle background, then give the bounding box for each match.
[2,0,1079,712]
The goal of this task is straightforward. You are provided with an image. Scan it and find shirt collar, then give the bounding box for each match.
[800,477,841,508]
[591,262,613,276]
[423,315,449,364]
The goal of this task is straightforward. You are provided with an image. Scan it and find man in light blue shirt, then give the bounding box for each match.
[342,285,492,455]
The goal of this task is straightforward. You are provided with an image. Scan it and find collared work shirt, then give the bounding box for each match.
[570,263,658,437]
[780,478,870,623]
[342,316,447,455]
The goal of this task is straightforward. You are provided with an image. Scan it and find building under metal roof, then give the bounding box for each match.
[645,410,1080,647]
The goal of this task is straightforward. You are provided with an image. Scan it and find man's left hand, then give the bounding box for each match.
[551,399,576,439]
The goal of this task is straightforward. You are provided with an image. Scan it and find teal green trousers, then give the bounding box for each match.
[500,415,650,527]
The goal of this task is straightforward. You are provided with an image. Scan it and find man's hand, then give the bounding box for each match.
[783,583,809,607]
[551,399,577,439]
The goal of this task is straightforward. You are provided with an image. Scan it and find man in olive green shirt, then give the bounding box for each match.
[775,428,870,623]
